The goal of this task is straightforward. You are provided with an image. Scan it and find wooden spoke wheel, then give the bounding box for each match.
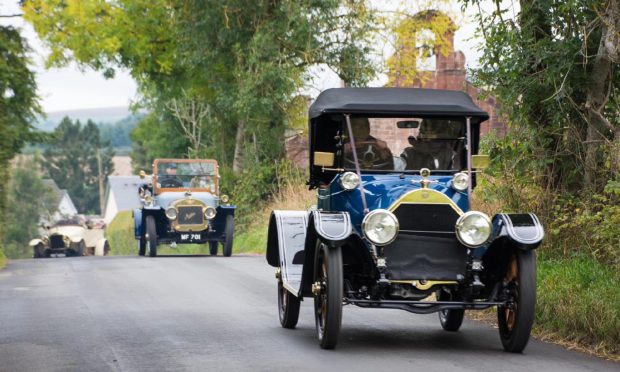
[313,242,343,349]
[277,276,300,329]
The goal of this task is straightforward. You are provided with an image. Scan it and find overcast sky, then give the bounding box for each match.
[0,0,503,114]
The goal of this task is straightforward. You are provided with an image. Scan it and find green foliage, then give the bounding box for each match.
[537,255,620,355]
[97,114,144,148]
[42,117,114,214]
[0,25,41,263]
[464,0,619,192]
[2,157,56,259]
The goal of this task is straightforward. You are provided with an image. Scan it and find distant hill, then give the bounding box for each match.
[35,106,139,132]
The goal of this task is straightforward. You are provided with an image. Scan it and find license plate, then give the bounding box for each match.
[179,233,202,242]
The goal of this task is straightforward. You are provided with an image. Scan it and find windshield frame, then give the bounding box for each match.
[339,115,467,175]
[152,158,219,195]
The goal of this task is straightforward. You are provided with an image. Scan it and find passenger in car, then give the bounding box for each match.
[343,117,394,170]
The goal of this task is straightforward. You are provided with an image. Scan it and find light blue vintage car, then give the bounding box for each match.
[266,88,544,351]
[133,159,235,257]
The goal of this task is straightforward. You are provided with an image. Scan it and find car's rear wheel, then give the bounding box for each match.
[314,242,343,349]
[76,240,86,256]
[278,274,300,329]
[209,241,218,256]
[146,216,158,257]
[103,241,111,256]
[437,289,465,332]
[498,250,536,353]
[223,215,234,257]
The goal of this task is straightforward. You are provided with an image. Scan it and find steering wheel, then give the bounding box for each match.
[159,177,183,188]
[344,141,394,170]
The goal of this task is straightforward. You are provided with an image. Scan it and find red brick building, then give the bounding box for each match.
[285,11,505,168]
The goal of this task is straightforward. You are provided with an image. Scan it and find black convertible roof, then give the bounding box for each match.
[309,87,489,120]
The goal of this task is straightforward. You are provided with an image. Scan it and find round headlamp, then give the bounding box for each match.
[362,209,399,246]
[451,172,469,192]
[144,195,154,206]
[220,194,229,203]
[165,207,178,220]
[204,206,217,220]
[63,236,70,245]
[455,211,491,247]
[340,172,360,191]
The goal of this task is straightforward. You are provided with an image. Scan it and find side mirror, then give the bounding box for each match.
[314,152,335,167]
[139,170,146,179]
[397,120,420,129]
[472,155,490,169]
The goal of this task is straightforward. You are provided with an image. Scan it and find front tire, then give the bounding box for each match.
[33,244,44,259]
[498,250,536,353]
[223,215,234,257]
[209,241,218,256]
[437,289,465,332]
[145,216,158,257]
[313,242,343,349]
[278,277,300,329]
[76,240,86,256]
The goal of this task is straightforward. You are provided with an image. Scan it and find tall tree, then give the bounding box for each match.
[23,1,377,173]
[3,156,56,259]
[464,0,619,192]
[43,117,114,214]
[0,24,41,255]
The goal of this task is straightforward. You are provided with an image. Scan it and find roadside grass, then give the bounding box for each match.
[234,181,315,254]
[0,249,6,269]
[535,254,620,359]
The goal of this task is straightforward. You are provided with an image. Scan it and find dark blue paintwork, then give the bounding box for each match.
[318,173,469,237]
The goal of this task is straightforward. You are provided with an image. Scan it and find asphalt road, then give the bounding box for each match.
[0,256,616,372]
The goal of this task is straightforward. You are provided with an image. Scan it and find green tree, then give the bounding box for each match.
[23,1,377,173]
[0,24,41,258]
[464,0,619,192]
[42,117,114,214]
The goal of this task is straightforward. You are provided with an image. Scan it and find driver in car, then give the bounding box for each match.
[343,117,393,170]
[158,163,184,187]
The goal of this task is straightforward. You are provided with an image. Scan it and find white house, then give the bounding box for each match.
[42,179,78,220]
[104,175,151,223]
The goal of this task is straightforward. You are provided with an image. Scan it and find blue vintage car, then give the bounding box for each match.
[266,88,544,351]
[133,159,235,257]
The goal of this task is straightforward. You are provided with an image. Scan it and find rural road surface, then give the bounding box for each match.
[0,256,616,371]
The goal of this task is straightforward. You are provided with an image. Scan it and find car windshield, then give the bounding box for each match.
[156,161,217,190]
[343,117,465,172]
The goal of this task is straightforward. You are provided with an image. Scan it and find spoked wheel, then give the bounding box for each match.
[209,241,219,256]
[313,242,343,349]
[498,250,536,353]
[437,289,465,332]
[145,216,158,257]
[278,275,300,329]
[33,244,44,259]
[103,241,111,256]
[76,241,86,256]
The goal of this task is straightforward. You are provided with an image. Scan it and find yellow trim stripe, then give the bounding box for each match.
[388,189,464,216]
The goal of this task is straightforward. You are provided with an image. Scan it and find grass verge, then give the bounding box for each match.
[535,255,619,359]
[0,249,6,269]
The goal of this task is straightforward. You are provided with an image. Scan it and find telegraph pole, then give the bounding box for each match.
[97,149,105,216]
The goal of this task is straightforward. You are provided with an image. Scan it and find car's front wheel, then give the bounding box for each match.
[223,215,234,257]
[437,289,465,332]
[209,241,218,256]
[76,240,86,256]
[313,242,343,349]
[278,273,300,329]
[33,244,44,259]
[145,216,158,257]
[498,250,536,353]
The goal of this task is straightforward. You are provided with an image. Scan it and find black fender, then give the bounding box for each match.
[299,210,352,297]
[491,213,544,250]
[480,213,544,287]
